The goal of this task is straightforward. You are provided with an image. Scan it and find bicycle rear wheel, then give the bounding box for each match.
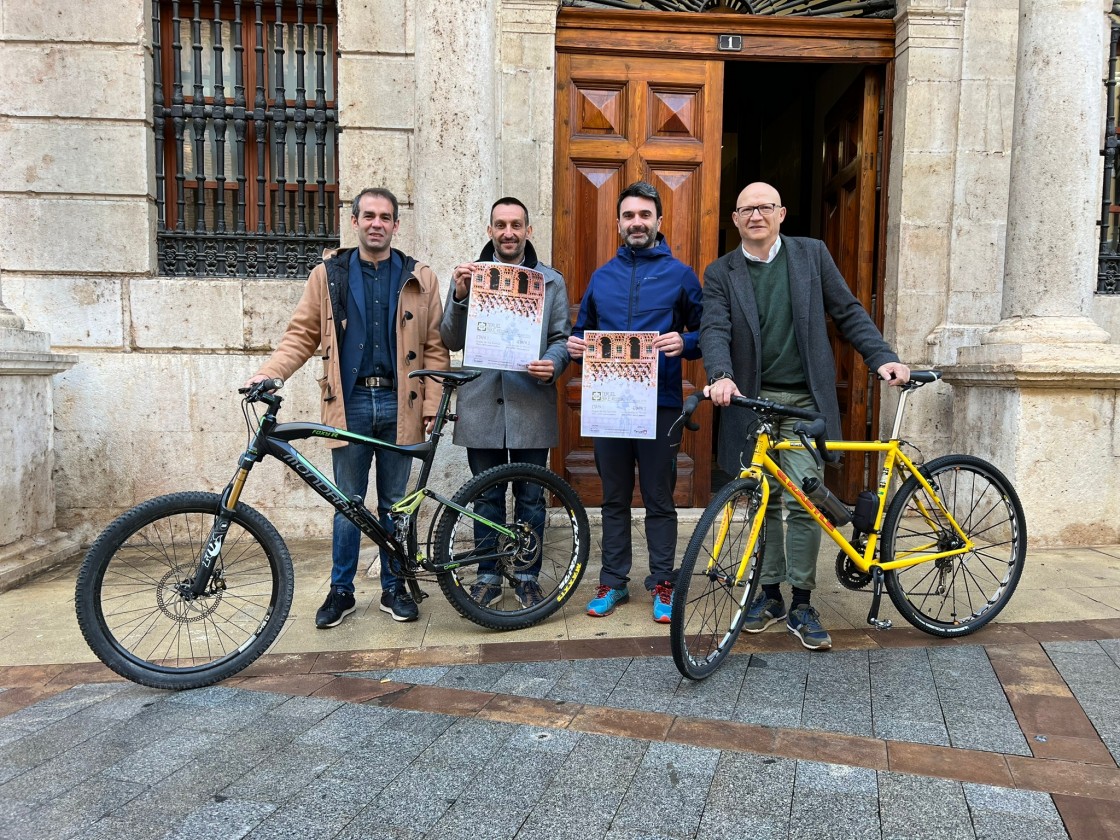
[434,463,589,630]
[670,478,764,680]
[882,455,1026,637]
[75,492,293,689]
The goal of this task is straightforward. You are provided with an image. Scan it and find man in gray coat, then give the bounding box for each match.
[440,197,571,608]
[700,182,910,651]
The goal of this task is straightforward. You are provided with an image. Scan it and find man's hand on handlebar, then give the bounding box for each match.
[704,377,742,407]
[878,362,910,386]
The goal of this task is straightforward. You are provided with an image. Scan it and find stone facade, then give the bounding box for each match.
[1,0,1118,548]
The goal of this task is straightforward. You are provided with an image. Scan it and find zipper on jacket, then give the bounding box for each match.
[627,248,637,329]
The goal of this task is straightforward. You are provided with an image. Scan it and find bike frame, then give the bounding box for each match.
[189,382,518,597]
[725,382,975,586]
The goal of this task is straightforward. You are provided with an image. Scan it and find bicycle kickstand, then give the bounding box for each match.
[866,567,893,630]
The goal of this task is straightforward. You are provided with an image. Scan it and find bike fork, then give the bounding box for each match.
[866,567,893,630]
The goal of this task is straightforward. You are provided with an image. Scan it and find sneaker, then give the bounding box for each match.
[316,587,356,629]
[469,582,504,608]
[651,582,673,624]
[586,584,629,617]
[742,594,786,633]
[514,579,545,609]
[379,586,419,622]
[786,604,832,651]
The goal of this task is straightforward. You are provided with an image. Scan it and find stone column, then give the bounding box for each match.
[946,0,1120,546]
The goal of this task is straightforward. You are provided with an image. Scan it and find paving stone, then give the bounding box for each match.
[160,797,277,840]
[102,728,224,784]
[438,662,518,693]
[696,751,794,840]
[220,740,343,803]
[605,657,681,714]
[487,660,571,699]
[666,654,749,720]
[0,775,148,840]
[611,740,720,837]
[296,700,402,749]
[385,665,453,685]
[963,783,1068,839]
[872,717,951,746]
[505,724,584,756]
[732,666,804,730]
[801,698,874,738]
[517,733,647,840]
[877,771,974,840]
[546,657,629,705]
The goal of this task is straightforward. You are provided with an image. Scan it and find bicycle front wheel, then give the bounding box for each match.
[434,463,589,630]
[882,455,1026,637]
[671,478,764,680]
[75,492,293,690]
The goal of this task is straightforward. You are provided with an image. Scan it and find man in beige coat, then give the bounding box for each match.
[246,187,449,629]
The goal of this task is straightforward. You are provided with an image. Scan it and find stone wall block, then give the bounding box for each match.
[130,278,243,349]
[948,220,1006,306]
[901,41,963,82]
[0,44,147,119]
[956,79,1014,153]
[897,151,955,225]
[339,129,413,204]
[0,120,150,195]
[1092,296,1120,344]
[53,429,136,533]
[1,0,146,43]
[54,354,193,434]
[243,278,308,350]
[959,1,1017,80]
[895,223,951,298]
[338,0,413,54]
[4,276,125,348]
[953,149,1011,222]
[337,55,415,129]
[501,69,534,142]
[0,198,152,275]
[498,139,542,217]
[897,80,961,153]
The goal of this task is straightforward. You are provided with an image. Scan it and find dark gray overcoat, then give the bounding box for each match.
[439,243,571,450]
[699,235,900,475]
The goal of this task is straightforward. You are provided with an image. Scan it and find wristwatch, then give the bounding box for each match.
[708,372,733,386]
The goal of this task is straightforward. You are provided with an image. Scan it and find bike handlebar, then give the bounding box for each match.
[239,378,284,400]
[674,391,839,465]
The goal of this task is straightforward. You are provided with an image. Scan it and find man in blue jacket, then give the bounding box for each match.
[567,181,704,623]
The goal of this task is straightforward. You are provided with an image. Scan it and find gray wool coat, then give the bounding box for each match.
[439,243,572,450]
[700,235,900,476]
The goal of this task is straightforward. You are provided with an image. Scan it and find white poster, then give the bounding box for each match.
[580,331,659,439]
[462,262,545,372]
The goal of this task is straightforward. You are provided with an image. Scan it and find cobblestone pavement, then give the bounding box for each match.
[1,544,1120,838]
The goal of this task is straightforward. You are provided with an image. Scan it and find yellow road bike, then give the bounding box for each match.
[669,370,1027,680]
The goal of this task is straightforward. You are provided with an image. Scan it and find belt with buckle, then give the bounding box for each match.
[358,376,395,388]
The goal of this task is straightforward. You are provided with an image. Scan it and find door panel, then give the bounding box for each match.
[553,53,722,507]
[821,68,883,502]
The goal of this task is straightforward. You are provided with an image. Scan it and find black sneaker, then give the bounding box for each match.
[316,587,356,629]
[514,579,544,609]
[380,586,419,622]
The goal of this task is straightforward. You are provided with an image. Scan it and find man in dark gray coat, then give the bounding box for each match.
[700,182,910,651]
[440,197,571,609]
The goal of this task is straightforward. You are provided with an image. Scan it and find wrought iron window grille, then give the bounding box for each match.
[1100,10,1120,294]
[153,0,339,279]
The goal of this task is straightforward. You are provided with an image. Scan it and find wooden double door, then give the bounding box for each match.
[551,12,895,506]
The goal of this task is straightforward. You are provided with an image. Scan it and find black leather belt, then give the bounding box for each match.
[358,376,395,388]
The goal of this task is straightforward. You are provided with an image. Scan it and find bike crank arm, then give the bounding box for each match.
[866,567,893,630]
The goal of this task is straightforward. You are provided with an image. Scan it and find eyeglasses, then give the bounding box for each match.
[735,204,779,217]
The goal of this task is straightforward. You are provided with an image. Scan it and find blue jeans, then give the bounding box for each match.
[466,447,548,584]
[330,386,413,593]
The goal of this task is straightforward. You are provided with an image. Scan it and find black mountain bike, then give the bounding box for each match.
[75,370,589,690]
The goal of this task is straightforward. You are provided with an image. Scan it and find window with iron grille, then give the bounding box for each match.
[1099,11,1120,294]
[153,0,339,278]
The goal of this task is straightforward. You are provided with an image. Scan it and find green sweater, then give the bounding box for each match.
[747,248,807,391]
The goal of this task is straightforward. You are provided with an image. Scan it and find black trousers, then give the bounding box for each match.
[593,407,681,591]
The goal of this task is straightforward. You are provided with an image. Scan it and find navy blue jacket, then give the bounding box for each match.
[572,236,703,408]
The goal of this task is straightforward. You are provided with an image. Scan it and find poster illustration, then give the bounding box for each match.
[580,330,659,439]
[462,262,545,371]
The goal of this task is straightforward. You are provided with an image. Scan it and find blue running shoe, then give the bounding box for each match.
[652,582,673,624]
[742,594,786,634]
[587,584,629,617]
[786,604,832,651]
